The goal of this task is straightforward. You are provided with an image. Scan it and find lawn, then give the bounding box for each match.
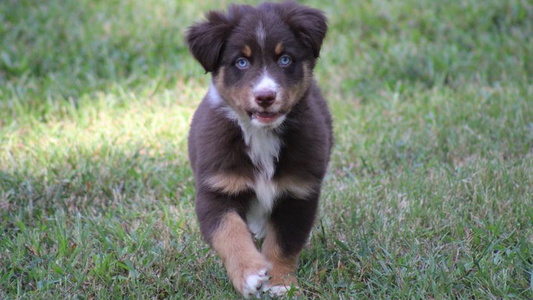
[0,0,532,299]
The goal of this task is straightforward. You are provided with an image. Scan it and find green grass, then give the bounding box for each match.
[1,0,532,298]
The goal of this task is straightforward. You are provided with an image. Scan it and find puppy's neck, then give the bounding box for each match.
[208,83,282,176]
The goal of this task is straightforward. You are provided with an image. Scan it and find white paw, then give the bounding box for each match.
[262,284,297,297]
[264,285,291,297]
[242,268,269,298]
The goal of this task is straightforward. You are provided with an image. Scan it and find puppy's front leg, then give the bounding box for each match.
[211,211,270,298]
[261,194,320,296]
[262,224,299,296]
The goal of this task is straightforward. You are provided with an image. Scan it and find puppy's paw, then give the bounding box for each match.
[242,268,269,299]
[262,284,300,298]
[265,285,290,297]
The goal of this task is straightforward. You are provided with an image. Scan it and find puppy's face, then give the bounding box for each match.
[215,22,312,128]
[186,2,327,128]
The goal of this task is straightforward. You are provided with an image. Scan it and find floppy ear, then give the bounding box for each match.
[278,1,328,58]
[186,5,250,73]
[186,11,233,73]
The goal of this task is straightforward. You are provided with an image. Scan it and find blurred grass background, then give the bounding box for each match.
[0,0,532,299]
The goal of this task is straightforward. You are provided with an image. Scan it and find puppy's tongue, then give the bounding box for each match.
[253,112,280,123]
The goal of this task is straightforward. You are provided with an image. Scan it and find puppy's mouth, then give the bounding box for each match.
[251,111,282,124]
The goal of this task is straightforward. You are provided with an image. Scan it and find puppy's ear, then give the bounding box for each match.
[278,1,328,58]
[186,5,250,73]
[186,11,233,73]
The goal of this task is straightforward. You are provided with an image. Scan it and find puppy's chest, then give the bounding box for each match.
[238,126,315,239]
[243,128,281,239]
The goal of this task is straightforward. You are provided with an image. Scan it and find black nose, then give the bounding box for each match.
[254,90,276,108]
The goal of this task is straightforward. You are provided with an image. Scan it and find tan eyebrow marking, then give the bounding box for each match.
[243,45,252,57]
[275,43,284,55]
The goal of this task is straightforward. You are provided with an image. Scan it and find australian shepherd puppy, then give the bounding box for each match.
[186,1,332,298]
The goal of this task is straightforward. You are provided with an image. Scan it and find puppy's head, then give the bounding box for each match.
[186,1,327,128]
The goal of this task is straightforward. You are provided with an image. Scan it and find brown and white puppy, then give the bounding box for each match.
[186,1,332,298]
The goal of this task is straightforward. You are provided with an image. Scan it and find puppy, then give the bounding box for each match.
[186,1,332,297]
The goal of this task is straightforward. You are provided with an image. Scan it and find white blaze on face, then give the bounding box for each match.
[253,73,279,98]
[251,74,285,128]
[256,21,266,50]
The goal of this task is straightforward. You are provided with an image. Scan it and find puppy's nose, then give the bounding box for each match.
[254,90,276,107]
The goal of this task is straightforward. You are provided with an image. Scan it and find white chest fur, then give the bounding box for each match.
[239,121,281,239]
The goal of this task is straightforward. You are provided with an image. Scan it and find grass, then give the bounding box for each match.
[0,0,532,298]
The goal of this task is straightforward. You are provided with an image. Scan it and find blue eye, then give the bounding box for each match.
[278,55,292,67]
[235,58,250,69]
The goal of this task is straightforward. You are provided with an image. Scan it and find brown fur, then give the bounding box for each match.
[275,42,284,55]
[262,223,299,287]
[243,45,253,57]
[212,212,270,292]
[204,173,254,195]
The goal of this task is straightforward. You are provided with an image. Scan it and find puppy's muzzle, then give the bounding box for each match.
[254,90,276,108]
